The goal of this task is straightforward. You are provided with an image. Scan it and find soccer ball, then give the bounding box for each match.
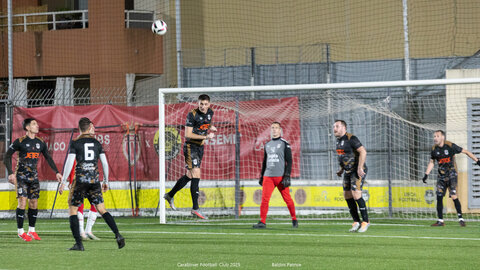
[151,20,167,35]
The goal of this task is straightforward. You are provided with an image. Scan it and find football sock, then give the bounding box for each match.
[191,178,200,210]
[436,195,444,220]
[355,198,369,223]
[168,175,191,197]
[453,198,463,219]
[85,210,97,233]
[346,198,361,222]
[16,208,25,231]
[78,211,85,235]
[28,208,38,228]
[102,212,120,237]
[69,215,82,244]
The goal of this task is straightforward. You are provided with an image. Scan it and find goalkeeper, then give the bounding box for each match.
[422,130,480,227]
[253,122,297,229]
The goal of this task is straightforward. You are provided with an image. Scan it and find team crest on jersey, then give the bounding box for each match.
[444,150,449,155]
[436,152,440,155]
[207,115,211,120]
[36,143,40,149]
[341,140,344,146]
[26,144,30,147]
[199,117,203,120]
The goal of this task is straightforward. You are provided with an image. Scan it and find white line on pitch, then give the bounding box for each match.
[1,230,479,241]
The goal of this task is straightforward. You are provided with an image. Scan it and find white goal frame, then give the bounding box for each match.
[158,77,480,224]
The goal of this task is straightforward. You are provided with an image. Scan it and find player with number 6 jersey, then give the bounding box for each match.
[59,117,124,251]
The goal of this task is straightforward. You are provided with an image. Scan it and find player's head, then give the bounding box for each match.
[198,94,211,114]
[23,118,39,134]
[433,130,445,145]
[333,120,347,138]
[271,122,282,138]
[79,117,95,135]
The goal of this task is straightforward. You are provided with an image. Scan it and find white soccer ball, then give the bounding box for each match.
[151,20,167,35]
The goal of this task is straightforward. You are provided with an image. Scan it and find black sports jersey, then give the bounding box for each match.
[336,133,365,173]
[4,135,59,177]
[430,141,463,175]
[185,107,214,146]
[69,134,104,184]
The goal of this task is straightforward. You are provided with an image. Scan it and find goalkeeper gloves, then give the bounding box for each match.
[281,175,291,188]
[477,160,480,166]
[422,174,428,184]
[259,176,263,186]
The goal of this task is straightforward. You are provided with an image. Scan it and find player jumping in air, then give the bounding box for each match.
[253,122,297,229]
[423,130,480,227]
[4,118,62,241]
[59,117,125,251]
[164,94,217,219]
[333,120,370,233]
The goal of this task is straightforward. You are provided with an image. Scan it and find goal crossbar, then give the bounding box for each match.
[158,77,480,94]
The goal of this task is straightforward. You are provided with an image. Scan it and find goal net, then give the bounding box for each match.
[159,77,480,223]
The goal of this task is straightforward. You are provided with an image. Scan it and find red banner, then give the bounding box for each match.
[12,97,300,181]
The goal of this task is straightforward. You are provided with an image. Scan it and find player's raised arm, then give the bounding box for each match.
[59,153,76,195]
[461,148,480,165]
[99,153,109,192]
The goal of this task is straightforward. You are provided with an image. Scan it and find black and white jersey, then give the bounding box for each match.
[430,141,463,175]
[336,133,365,173]
[185,108,214,146]
[4,135,59,178]
[69,134,104,184]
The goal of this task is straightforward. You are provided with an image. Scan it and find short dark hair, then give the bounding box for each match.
[271,121,282,128]
[334,120,347,129]
[435,130,445,136]
[23,118,36,131]
[79,117,92,132]
[198,94,210,102]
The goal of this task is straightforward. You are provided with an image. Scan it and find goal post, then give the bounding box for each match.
[158,77,480,224]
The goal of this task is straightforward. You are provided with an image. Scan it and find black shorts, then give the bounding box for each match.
[436,171,458,197]
[184,143,204,170]
[16,178,40,199]
[69,181,104,207]
[343,166,368,191]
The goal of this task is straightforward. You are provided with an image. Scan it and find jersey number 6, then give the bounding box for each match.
[84,143,95,161]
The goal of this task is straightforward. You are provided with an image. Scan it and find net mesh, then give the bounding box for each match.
[161,81,480,222]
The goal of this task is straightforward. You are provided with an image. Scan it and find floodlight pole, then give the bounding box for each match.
[6,0,13,181]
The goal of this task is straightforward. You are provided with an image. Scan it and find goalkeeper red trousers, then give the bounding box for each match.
[260,176,297,224]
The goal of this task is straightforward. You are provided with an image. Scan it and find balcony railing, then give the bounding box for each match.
[0,9,154,32]
[0,10,88,31]
[125,10,154,29]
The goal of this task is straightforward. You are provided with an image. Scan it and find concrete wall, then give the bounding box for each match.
[446,69,480,213]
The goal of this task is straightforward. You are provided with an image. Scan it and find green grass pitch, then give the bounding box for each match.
[1,217,479,269]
